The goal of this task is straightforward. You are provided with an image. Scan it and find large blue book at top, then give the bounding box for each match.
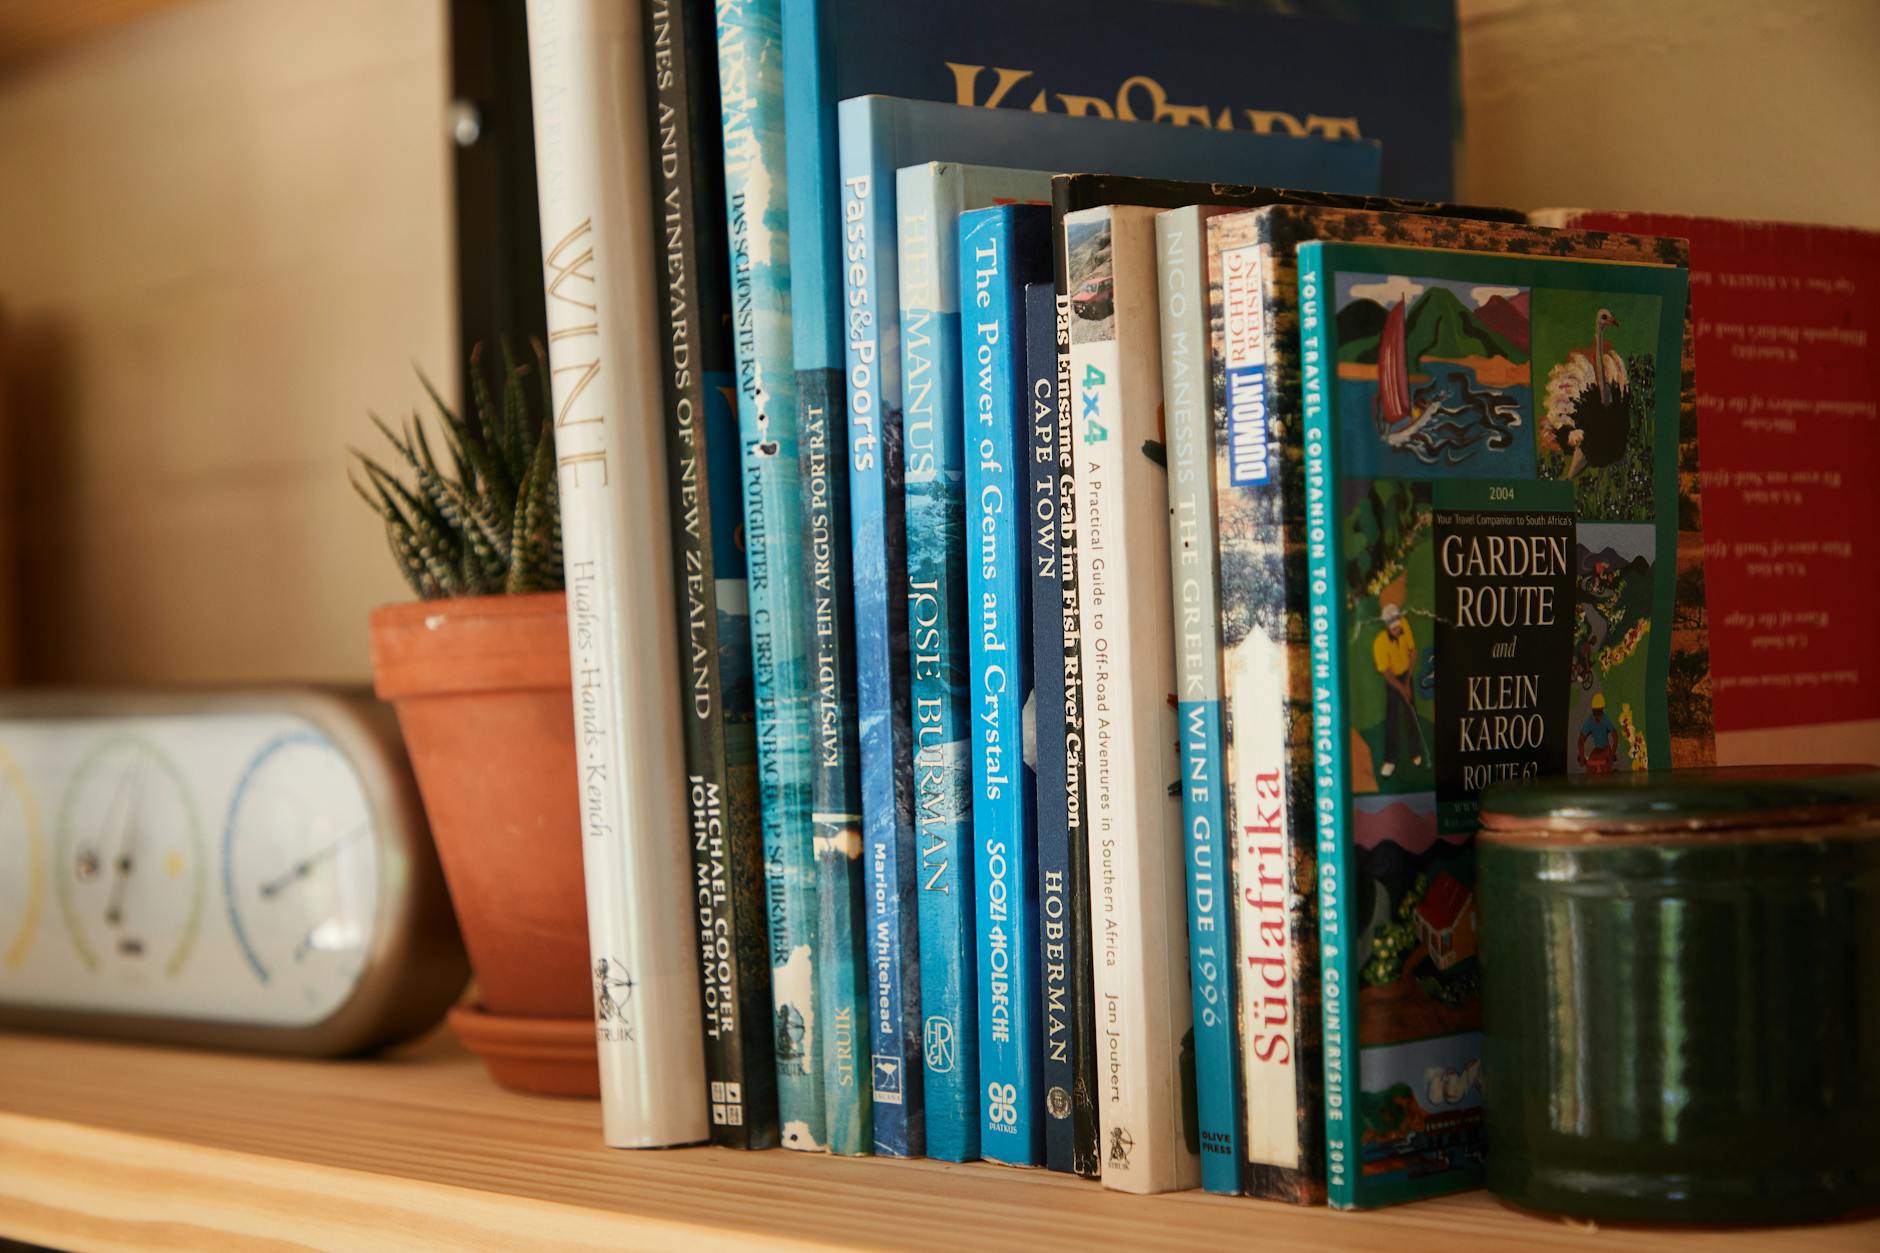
[714,0,824,1151]
[1021,277,1076,1173]
[960,203,1052,1166]
[840,94,1380,1164]
[781,0,870,1158]
[822,0,1456,200]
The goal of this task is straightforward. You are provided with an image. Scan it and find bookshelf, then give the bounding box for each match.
[0,1029,1872,1251]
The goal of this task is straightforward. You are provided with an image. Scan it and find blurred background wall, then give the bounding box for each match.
[0,0,1873,685]
[0,0,454,684]
[1460,0,1880,230]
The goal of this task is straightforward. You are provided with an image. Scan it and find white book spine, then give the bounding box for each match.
[1065,203,1200,1194]
[1216,236,1303,1172]
[524,0,707,1148]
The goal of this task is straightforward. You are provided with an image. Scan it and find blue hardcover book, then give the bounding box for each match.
[821,0,1456,199]
[714,0,824,1152]
[960,204,1052,1166]
[838,92,1379,1163]
[894,161,1053,1165]
[1021,278,1076,1174]
[782,0,870,1157]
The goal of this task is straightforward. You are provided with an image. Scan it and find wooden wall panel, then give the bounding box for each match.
[0,0,455,684]
[1459,0,1880,229]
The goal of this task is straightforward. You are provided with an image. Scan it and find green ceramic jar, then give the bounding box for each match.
[1478,767,1880,1224]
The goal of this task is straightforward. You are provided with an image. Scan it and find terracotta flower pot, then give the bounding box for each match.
[369,591,597,1097]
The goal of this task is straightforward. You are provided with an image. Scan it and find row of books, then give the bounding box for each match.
[520,0,1879,1213]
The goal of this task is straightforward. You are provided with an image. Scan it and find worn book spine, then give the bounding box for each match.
[960,204,1049,1167]
[1049,197,1102,1183]
[782,0,869,1156]
[640,0,776,1151]
[888,156,979,1164]
[832,118,924,1165]
[1024,277,1079,1175]
[800,380,871,1157]
[1212,211,1332,1205]
[1154,205,1242,1194]
[525,0,707,1149]
[1065,203,1201,1195]
[714,0,824,1151]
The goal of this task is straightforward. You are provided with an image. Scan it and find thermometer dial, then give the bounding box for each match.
[223,731,380,1016]
[56,735,205,978]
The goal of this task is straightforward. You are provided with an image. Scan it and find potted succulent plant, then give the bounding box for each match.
[353,343,595,1097]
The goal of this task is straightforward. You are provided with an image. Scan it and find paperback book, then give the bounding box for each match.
[1021,277,1078,1175]
[640,0,777,1150]
[895,162,1053,1163]
[781,0,869,1155]
[1194,204,1702,1204]
[525,0,708,1148]
[715,0,824,1151]
[839,90,1380,1165]
[1064,201,1199,1195]
[1046,174,1403,1191]
[959,202,1052,1167]
[1157,191,1524,1199]
[1297,231,1700,1207]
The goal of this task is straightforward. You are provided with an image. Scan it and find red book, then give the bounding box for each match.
[1536,211,1880,767]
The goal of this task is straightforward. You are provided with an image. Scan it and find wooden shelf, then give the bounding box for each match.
[0,1029,1873,1251]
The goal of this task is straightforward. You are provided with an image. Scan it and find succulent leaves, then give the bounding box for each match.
[351,340,563,600]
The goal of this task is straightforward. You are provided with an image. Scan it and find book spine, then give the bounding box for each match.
[639,0,776,1151]
[801,376,872,1156]
[961,207,1045,1167]
[1066,205,1199,1195]
[836,105,922,1164]
[781,0,868,1157]
[1296,242,1355,1207]
[1154,207,1241,1195]
[524,0,707,1148]
[1051,218,1102,1181]
[893,159,980,1163]
[714,0,824,1152]
[1024,279,1078,1175]
[1211,220,1320,1204]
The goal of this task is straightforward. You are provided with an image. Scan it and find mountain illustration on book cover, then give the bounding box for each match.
[1309,242,1689,1206]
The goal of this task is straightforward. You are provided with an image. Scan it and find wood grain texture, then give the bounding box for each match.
[0,1030,1874,1251]
[0,0,453,685]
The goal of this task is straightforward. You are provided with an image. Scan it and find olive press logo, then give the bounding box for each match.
[593,956,636,1043]
[1108,1124,1134,1169]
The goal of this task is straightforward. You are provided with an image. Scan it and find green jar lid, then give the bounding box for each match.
[1480,764,1880,835]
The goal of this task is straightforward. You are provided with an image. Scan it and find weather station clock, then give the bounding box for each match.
[0,690,467,1054]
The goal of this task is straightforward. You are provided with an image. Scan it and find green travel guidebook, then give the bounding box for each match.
[1297,237,1697,1208]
